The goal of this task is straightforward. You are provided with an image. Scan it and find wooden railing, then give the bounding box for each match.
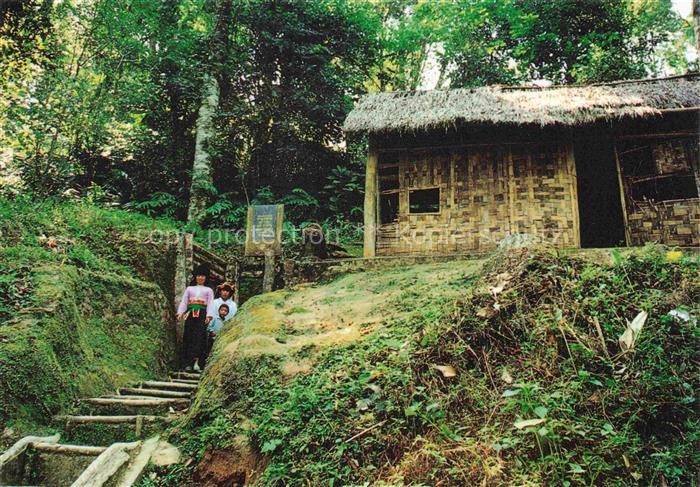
[192,243,227,282]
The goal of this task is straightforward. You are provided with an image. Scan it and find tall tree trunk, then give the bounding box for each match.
[187,73,220,225]
[186,0,233,225]
[694,0,700,57]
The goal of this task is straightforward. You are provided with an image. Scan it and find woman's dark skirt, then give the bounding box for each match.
[183,311,207,366]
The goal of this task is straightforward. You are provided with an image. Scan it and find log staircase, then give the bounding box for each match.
[0,370,201,486]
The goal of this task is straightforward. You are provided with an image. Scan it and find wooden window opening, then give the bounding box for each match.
[618,137,699,203]
[408,188,440,214]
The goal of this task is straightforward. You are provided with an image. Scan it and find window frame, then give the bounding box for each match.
[407,187,442,215]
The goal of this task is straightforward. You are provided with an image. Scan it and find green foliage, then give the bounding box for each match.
[127,192,182,219]
[183,248,698,485]
[371,0,694,89]
[2,0,693,221]
[322,165,364,220]
[0,196,179,432]
[136,463,189,487]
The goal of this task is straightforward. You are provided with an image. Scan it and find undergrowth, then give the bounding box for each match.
[169,246,697,486]
[0,196,179,436]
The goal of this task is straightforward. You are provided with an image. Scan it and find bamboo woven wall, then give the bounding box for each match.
[618,137,700,247]
[627,201,700,247]
[376,143,579,254]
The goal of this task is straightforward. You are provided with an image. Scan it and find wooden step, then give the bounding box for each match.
[168,378,200,385]
[172,371,201,380]
[114,436,161,486]
[119,387,191,398]
[71,441,141,487]
[141,380,198,391]
[82,397,190,414]
[85,397,189,407]
[57,415,163,424]
[32,442,107,456]
[104,395,189,402]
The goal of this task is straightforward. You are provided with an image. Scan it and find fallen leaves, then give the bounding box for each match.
[477,272,512,319]
[433,364,457,378]
[514,418,545,429]
[500,369,513,384]
[618,311,648,352]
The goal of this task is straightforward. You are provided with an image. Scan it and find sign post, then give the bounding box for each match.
[245,205,284,292]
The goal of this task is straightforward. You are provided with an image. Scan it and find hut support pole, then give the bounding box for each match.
[613,142,632,247]
[566,141,581,248]
[364,146,379,257]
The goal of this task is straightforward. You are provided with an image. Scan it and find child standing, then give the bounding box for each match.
[206,303,230,356]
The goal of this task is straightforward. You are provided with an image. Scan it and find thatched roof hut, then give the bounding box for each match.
[346,75,699,257]
[343,74,700,134]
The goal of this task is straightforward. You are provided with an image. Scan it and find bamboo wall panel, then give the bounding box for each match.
[454,148,511,250]
[508,145,579,248]
[626,200,700,247]
[653,140,692,174]
[377,143,579,254]
[617,135,699,248]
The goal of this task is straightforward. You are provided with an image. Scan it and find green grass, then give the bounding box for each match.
[0,197,179,438]
[283,306,312,315]
[169,246,698,486]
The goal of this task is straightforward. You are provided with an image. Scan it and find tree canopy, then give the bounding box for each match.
[0,0,695,229]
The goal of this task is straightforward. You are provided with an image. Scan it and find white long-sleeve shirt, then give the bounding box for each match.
[210,297,237,321]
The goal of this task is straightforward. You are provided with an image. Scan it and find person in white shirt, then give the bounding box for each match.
[211,282,237,320]
[201,282,237,364]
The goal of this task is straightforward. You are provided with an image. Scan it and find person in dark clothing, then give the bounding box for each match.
[176,263,214,371]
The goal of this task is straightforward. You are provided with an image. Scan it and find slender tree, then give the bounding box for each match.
[187,0,233,225]
[694,0,700,54]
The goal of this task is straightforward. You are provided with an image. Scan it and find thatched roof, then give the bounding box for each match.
[343,75,700,134]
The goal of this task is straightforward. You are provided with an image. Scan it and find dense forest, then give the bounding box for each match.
[1,2,699,485]
[0,0,696,233]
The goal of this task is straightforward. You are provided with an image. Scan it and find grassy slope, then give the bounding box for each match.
[0,197,179,436]
[178,246,699,487]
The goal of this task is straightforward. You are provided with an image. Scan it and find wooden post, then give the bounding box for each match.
[565,141,581,248]
[228,259,241,303]
[262,250,275,293]
[613,142,632,247]
[364,144,379,257]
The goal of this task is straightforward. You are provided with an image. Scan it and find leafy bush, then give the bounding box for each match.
[127,192,182,219]
[322,165,363,221]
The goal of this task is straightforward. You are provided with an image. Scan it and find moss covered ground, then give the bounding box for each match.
[162,246,698,486]
[0,197,179,440]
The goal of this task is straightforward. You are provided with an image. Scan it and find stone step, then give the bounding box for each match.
[119,387,191,398]
[140,380,198,391]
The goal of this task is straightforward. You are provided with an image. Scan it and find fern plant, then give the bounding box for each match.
[127,192,180,218]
